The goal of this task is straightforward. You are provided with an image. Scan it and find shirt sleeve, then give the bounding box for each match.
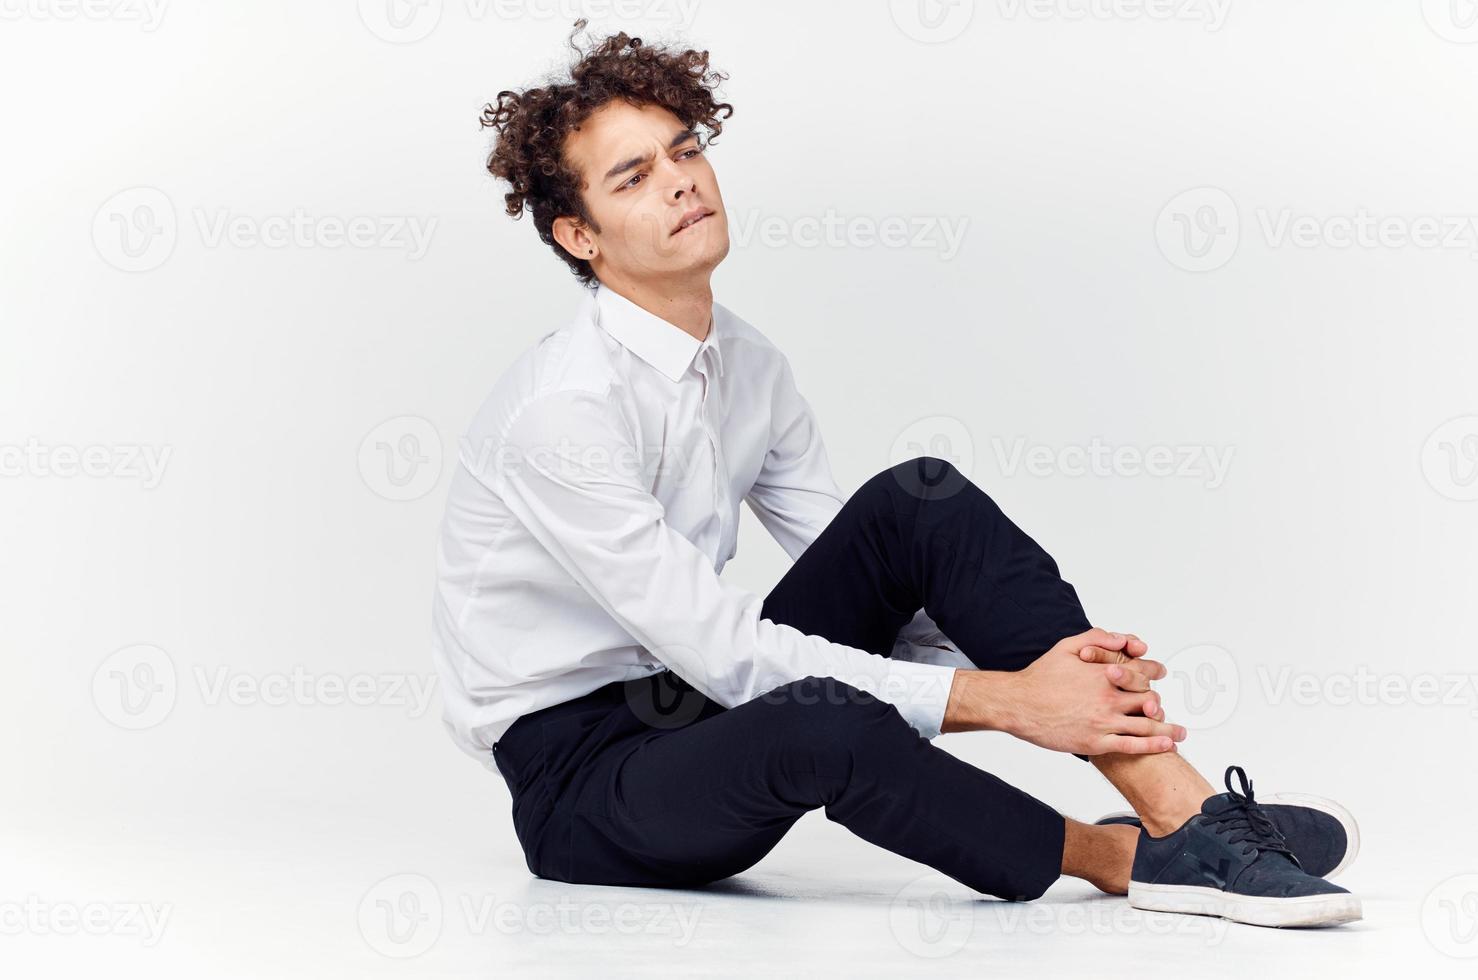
[486,388,958,740]
[740,354,848,564]
[742,353,967,670]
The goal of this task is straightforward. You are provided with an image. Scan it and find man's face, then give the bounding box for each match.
[557,100,729,285]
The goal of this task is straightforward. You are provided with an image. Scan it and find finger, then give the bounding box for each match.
[1114,716,1187,741]
[1098,734,1176,755]
[1080,644,1145,669]
[1113,658,1166,685]
[1122,633,1149,657]
[1114,692,1161,716]
[1078,645,1126,665]
[1075,628,1128,653]
[1129,658,1167,681]
[1105,664,1150,693]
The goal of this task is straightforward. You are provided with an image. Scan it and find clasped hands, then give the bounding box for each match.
[942,628,1187,756]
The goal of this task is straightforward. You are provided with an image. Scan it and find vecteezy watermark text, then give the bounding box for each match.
[93,187,437,272]
[727,208,970,260]
[1258,665,1478,716]
[1157,187,1478,272]
[357,873,703,958]
[92,645,439,731]
[0,439,172,489]
[994,0,1231,30]
[0,0,168,29]
[991,436,1235,489]
[0,897,172,946]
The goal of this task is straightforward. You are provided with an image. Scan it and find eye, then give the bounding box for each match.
[618,148,702,190]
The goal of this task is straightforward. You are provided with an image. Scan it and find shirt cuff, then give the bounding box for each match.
[843,658,957,740]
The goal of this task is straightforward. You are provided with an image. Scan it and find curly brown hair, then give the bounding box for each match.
[479,20,734,288]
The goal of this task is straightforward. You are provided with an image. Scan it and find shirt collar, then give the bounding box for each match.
[591,283,723,383]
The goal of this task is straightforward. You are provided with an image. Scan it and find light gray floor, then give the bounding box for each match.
[3,787,1468,979]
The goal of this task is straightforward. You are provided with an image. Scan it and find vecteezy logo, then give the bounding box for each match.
[1422,0,1478,43]
[92,187,178,272]
[357,415,443,501]
[1420,416,1478,502]
[624,649,711,732]
[888,415,974,500]
[625,205,704,278]
[888,0,975,43]
[358,0,443,43]
[1155,186,1240,272]
[1422,874,1478,958]
[888,874,974,958]
[358,873,442,958]
[92,644,178,730]
[1159,643,1239,729]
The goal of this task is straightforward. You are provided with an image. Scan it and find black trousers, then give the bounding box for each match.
[491,457,1094,902]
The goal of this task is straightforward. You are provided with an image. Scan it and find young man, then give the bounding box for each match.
[431,25,1362,928]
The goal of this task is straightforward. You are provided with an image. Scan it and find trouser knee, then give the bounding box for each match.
[857,455,977,511]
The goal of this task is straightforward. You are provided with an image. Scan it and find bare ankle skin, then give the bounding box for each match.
[1060,818,1139,895]
[1091,751,1216,837]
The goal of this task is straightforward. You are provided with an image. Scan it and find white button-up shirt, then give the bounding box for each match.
[432,283,969,770]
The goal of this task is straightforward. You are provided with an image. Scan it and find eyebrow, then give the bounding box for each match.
[602,128,700,182]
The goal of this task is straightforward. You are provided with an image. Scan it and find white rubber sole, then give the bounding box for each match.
[1128,881,1363,928]
[1098,793,1361,880]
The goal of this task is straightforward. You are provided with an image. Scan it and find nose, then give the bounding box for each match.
[655,155,696,201]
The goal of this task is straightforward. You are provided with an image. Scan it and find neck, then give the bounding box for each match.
[597,273,714,342]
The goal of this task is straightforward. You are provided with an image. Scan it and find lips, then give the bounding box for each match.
[671,208,714,236]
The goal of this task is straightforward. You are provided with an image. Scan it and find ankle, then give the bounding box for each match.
[1089,752,1218,837]
[1140,803,1205,838]
[1061,819,1138,895]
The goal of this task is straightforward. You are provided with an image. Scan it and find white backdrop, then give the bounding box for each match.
[2,1,1476,977]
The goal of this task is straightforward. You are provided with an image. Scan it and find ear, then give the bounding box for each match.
[552,215,596,261]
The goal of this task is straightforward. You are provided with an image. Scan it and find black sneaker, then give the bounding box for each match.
[1097,790,1359,879]
[1126,766,1362,928]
